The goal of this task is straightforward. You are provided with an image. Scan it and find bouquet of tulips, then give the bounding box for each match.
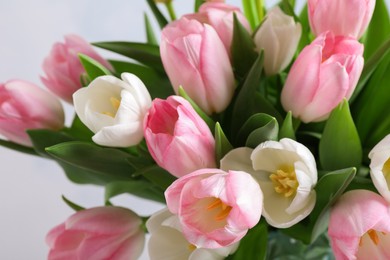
[2,0,390,259]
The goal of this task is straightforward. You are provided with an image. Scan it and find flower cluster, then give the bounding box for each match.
[2,0,390,259]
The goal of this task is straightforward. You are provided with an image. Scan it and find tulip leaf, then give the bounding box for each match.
[28,129,75,157]
[133,164,176,191]
[232,13,258,79]
[352,52,390,149]
[63,115,94,142]
[242,0,260,30]
[279,111,296,140]
[144,13,158,45]
[145,0,168,29]
[283,167,356,244]
[194,0,206,12]
[105,180,165,204]
[363,0,390,60]
[0,139,38,157]
[61,195,85,211]
[226,220,268,260]
[108,60,174,99]
[78,54,112,81]
[178,86,215,131]
[215,122,234,166]
[297,4,312,53]
[319,100,362,171]
[93,42,164,73]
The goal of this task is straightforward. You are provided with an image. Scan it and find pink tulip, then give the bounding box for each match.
[144,96,216,178]
[41,34,112,103]
[184,2,251,54]
[328,190,390,259]
[46,206,145,260]
[160,17,235,114]
[308,0,375,39]
[281,32,364,122]
[0,80,64,146]
[165,168,263,248]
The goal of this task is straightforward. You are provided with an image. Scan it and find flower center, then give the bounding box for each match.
[206,198,232,221]
[269,166,298,197]
[359,229,386,247]
[382,158,390,178]
[102,97,121,117]
[187,244,197,252]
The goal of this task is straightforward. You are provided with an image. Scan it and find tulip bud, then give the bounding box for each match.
[0,80,64,147]
[144,96,216,178]
[254,7,301,76]
[160,17,235,114]
[41,34,112,103]
[46,206,145,260]
[308,0,375,39]
[281,31,364,123]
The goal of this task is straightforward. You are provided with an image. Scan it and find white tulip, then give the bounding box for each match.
[73,73,152,147]
[221,138,317,228]
[369,134,390,203]
[146,208,238,260]
[254,7,302,76]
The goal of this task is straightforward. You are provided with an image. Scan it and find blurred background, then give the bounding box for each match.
[0,0,386,259]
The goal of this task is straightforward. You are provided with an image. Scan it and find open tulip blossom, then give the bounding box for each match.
[3,0,390,259]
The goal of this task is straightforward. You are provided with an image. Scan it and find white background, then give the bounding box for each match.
[0,0,385,259]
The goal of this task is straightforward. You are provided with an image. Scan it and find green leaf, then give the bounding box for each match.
[319,100,362,171]
[146,0,169,29]
[178,86,215,131]
[352,51,390,149]
[279,111,296,140]
[144,13,158,45]
[232,13,258,79]
[78,54,111,81]
[105,180,165,203]
[297,4,312,53]
[0,138,38,157]
[194,0,206,12]
[227,220,268,260]
[63,115,94,142]
[363,0,390,60]
[215,122,234,165]
[46,142,135,182]
[93,42,164,73]
[61,195,85,211]
[133,164,176,191]
[242,0,260,30]
[108,60,174,99]
[28,129,75,157]
[283,167,356,244]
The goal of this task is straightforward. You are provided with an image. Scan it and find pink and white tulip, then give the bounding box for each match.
[0,80,64,146]
[165,168,263,248]
[281,32,364,122]
[184,2,251,54]
[328,190,390,260]
[144,96,216,178]
[41,34,112,103]
[254,7,301,76]
[146,208,238,259]
[160,17,235,114]
[369,134,390,203]
[221,138,317,228]
[308,0,375,39]
[46,206,145,260]
[73,73,152,147]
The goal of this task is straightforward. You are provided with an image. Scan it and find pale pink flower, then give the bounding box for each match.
[144,96,216,178]
[281,31,364,122]
[0,80,64,146]
[160,17,235,114]
[46,206,145,260]
[328,190,390,260]
[165,168,263,248]
[308,0,375,39]
[41,34,112,103]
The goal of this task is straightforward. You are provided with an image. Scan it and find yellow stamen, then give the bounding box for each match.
[101,96,121,118]
[382,158,390,178]
[188,244,196,252]
[269,166,298,198]
[206,198,232,221]
[215,207,232,221]
[368,229,380,245]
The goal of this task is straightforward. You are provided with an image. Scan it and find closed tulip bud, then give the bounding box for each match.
[41,34,112,103]
[46,206,145,260]
[144,96,216,178]
[160,17,235,114]
[254,7,302,76]
[0,80,64,146]
[308,0,375,39]
[281,32,364,123]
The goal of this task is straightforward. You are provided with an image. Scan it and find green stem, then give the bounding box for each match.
[257,0,265,22]
[165,1,176,21]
